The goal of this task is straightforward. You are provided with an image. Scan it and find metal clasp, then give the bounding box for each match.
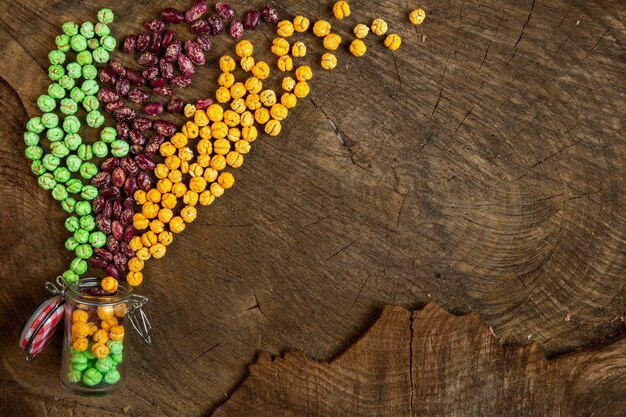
[127,294,152,345]
[45,276,68,296]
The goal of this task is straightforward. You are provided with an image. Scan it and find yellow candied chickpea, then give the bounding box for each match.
[240,56,255,72]
[270,103,289,121]
[101,277,118,294]
[323,33,342,51]
[180,160,190,174]
[189,176,208,193]
[228,127,242,142]
[92,343,110,359]
[281,93,298,109]
[212,122,229,139]
[155,163,169,179]
[96,305,114,319]
[265,119,282,137]
[127,271,143,287]
[216,87,231,103]
[211,182,225,198]
[295,66,313,82]
[242,126,258,142]
[282,76,296,91]
[72,321,91,338]
[88,322,98,335]
[199,190,215,206]
[350,39,367,57]
[321,53,338,70]
[278,55,294,72]
[277,20,295,37]
[184,103,197,118]
[182,121,199,139]
[218,72,235,88]
[292,41,307,58]
[235,39,254,57]
[333,1,351,19]
[293,15,310,32]
[160,141,176,157]
[235,140,251,154]
[72,337,89,352]
[240,112,254,127]
[161,193,177,209]
[219,55,236,72]
[147,189,162,203]
[245,77,263,94]
[169,216,186,234]
[294,81,310,98]
[245,93,262,110]
[203,167,219,183]
[92,329,109,345]
[158,208,173,224]
[128,257,145,273]
[226,151,244,168]
[183,190,199,207]
[171,133,188,148]
[150,243,167,259]
[133,213,150,230]
[198,154,211,168]
[313,20,331,37]
[194,110,210,127]
[207,104,224,122]
[165,155,181,170]
[158,231,174,246]
[150,219,165,234]
[129,236,144,251]
[213,138,231,156]
[354,23,369,38]
[109,325,125,341]
[231,98,247,114]
[409,8,426,25]
[271,37,290,57]
[260,89,277,107]
[230,82,247,99]
[142,201,159,219]
[371,18,388,36]
[188,163,204,178]
[252,61,271,80]
[210,155,227,171]
[157,178,173,194]
[134,190,148,205]
[168,169,183,184]
[255,107,271,125]
[141,231,158,248]
[223,110,241,127]
[100,317,116,331]
[171,182,187,198]
[384,33,402,51]
[113,304,127,318]
[72,310,89,323]
[181,205,197,223]
[218,172,236,189]
[200,124,212,139]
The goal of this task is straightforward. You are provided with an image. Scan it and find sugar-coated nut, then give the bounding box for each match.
[218,172,236,189]
[354,23,369,38]
[155,164,169,180]
[240,56,255,72]
[230,83,247,99]
[129,236,143,251]
[142,231,158,247]
[133,213,150,230]
[294,81,310,98]
[371,18,388,36]
[277,20,295,37]
[147,189,162,203]
[204,167,219,183]
[235,40,254,57]
[210,155,227,171]
[255,108,271,125]
[183,190,199,206]
[216,87,231,103]
[160,142,177,157]
[277,56,293,72]
[182,121,199,139]
[92,329,109,344]
[189,177,208,193]
[72,337,89,352]
[142,202,160,219]
[282,77,297,91]
[333,1,351,19]
[168,169,183,184]
[72,310,89,323]
[92,342,110,359]
[127,271,143,286]
[197,138,213,155]
[323,33,342,51]
[97,306,115,320]
[169,217,186,233]
[184,104,197,118]
[228,127,242,142]
[72,321,90,338]
[134,190,148,205]
[101,277,118,293]
[240,112,255,127]
[384,33,402,51]
[158,231,174,246]
[165,155,182,170]
[224,110,241,127]
[271,37,290,57]
[293,15,310,32]
[128,257,144,272]
[109,325,125,341]
[213,138,231,156]
[158,208,174,224]
[207,104,224,122]
[157,178,173,194]
[231,98,247,114]
[409,8,426,25]
[219,55,236,72]
[212,122,229,139]
[199,191,215,206]
[235,140,251,154]
[265,119,282,136]
[242,126,258,142]
[150,243,167,259]
[260,90,277,107]
[161,193,177,209]
[226,151,244,168]
[270,104,289,121]
[188,163,204,178]
[181,206,198,223]
[295,66,313,82]
[350,39,367,57]
[292,41,307,58]
[245,77,263,94]
[218,72,235,88]
[245,94,262,110]
[313,20,331,37]
[210,182,225,197]
[252,61,270,80]
[281,93,298,109]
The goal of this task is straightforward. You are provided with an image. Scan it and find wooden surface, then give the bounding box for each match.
[0,0,624,416]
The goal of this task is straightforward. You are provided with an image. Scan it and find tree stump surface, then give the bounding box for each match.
[0,0,624,416]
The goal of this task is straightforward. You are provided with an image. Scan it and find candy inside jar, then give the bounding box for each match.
[60,277,149,396]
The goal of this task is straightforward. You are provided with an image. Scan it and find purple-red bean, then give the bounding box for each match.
[159,59,175,80]
[196,98,214,110]
[133,118,153,131]
[95,248,114,262]
[142,66,159,81]
[116,122,130,140]
[97,88,119,103]
[98,67,117,85]
[92,172,111,188]
[144,102,164,115]
[111,167,126,187]
[153,120,176,137]
[124,176,139,195]
[92,195,106,213]
[154,87,173,96]
[137,171,152,192]
[262,5,279,23]
[137,32,151,53]
[129,129,146,146]
[164,40,182,62]
[191,20,211,35]
[120,157,139,176]
[106,264,120,279]
[126,68,146,86]
[166,97,184,114]
[110,60,126,76]
[230,19,244,40]
[123,35,137,54]
[208,15,223,34]
[96,215,112,234]
[101,157,119,172]
[161,7,185,24]
[113,200,123,219]
[145,19,165,33]
[88,257,109,269]
[151,77,166,88]
[244,10,262,30]
[177,54,195,77]
[185,40,205,65]
[135,153,156,171]
[114,107,137,122]
[128,88,149,104]
[196,35,212,51]
[185,1,208,22]
[215,3,234,20]
[105,100,124,113]
[115,76,130,96]
[171,75,192,88]
[138,52,158,67]
[161,30,175,48]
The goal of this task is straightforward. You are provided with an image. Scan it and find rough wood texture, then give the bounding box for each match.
[214,303,626,416]
[0,0,624,416]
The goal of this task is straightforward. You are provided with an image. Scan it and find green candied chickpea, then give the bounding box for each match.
[70,87,85,104]
[48,49,66,65]
[54,167,71,183]
[60,98,78,115]
[58,75,75,91]
[55,34,71,51]
[77,144,93,161]
[100,36,116,52]
[26,117,45,133]
[36,95,56,112]
[64,133,82,151]
[75,244,93,259]
[89,231,107,248]
[25,146,44,161]
[65,237,79,251]
[31,160,46,176]
[110,352,123,363]
[106,340,123,355]
[70,352,88,371]
[82,64,97,80]
[83,348,96,361]
[80,214,96,231]
[62,269,79,284]
[87,38,100,50]
[65,216,80,232]
[66,156,82,173]
[24,131,40,146]
[66,62,82,79]
[86,111,105,128]
[46,127,64,142]
[95,356,115,374]
[38,173,56,190]
[95,22,110,37]
[79,162,98,179]
[82,96,99,112]
[76,50,93,66]
[62,22,79,36]
[48,83,66,99]
[66,178,83,194]
[97,8,115,24]
[75,200,92,217]
[111,140,129,157]
[70,257,88,275]
[80,21,95,38]
[81,79,99,96]
[42,154,61,171]
[92,141,108,158]
[103,370,121,385]
[41,113,59,129]
[81,185,99,201]
[70,34,87,52]
[82,368,103,387]
[100,127,116,143]
[51,142,70,158]
[74,228,89,244]
[61,197,76,213]
[92,47,109,64]
[67,369,82,384]
[51,184,68,201]
[48,64,65,81]
[63,115,81,134]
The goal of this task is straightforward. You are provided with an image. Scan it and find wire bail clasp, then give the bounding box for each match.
[45,276,68,296]
[128,294,152,345]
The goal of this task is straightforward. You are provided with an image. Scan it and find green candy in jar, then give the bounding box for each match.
[61,197,76,213]
[82,368,103,387]
[51,184,68,201]
[70,257,88,275]
[77,144,93,161]
[63,115,80,134]
[37,95,56,112]
[60,98,78,115]
[97,8,115,24]
[48,50,66,65]
[43,154,60,171]
[65,216,80,232]
[81,79,99,96]
[82,64,97,80]
[50,142,70,158]
[95,23,110,37]
[92,141,108,158]
[87,38,100,50]
[67,369,83,384]
[31,160,46,176]
[103,370,121,385]
[110,352,123,363]
[86,111,105,129]
[79,215,96,231]
[70,87,85,104]
[76,50,93,66]
[81,185,99,201]
[80,21,95,39]
[95,356,115,373]
[66,179,83,194]
[48,64,65,81]
[37,173,56,190]
[46,127,64,142]
[65,237,79,251]
[106,340,123,355]
[62,22,79,36]
[75,201,92,216]
[83,348,96,361]
[64,133,82,151]
[63,270,79,285]
[89,232,106,248]
[79,162,98,179]
[25,146,44,161]
[70,34,87,52]
[111,140,129,157]
[41,113,59,129]
[26,117,45,133]
[100,36,116,52]
[66,62,82,79]
[48,83,65,99]
[55,34,71,52]
[24,132,39,147]
[66,155,82,173]
[101,127,116,143]
[70,352,88,371]
[83,96,99,112]
[58,75,75,91]
[92,47,109,64]
[75,244,93,259]
[53,167,71,183]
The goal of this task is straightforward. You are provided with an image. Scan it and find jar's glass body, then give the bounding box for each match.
[60,278,132,396]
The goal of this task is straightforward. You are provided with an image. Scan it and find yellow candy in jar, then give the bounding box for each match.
[92,342,110,359]
[109,325,125,342]
[72,309,89,323]
[114,303,128,318]
[101,276,118,294]
[87,322,98,336]
[92,329,109,344]
[97,306,115,320]
[101,317,118,331]
[72,321,90,338]
[72,337,89,352]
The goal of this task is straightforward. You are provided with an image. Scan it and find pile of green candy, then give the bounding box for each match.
[68,340,124,387]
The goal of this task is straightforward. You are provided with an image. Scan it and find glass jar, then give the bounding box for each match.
[60,277,150,396]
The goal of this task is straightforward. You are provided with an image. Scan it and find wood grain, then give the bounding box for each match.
[0,0,624,415]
